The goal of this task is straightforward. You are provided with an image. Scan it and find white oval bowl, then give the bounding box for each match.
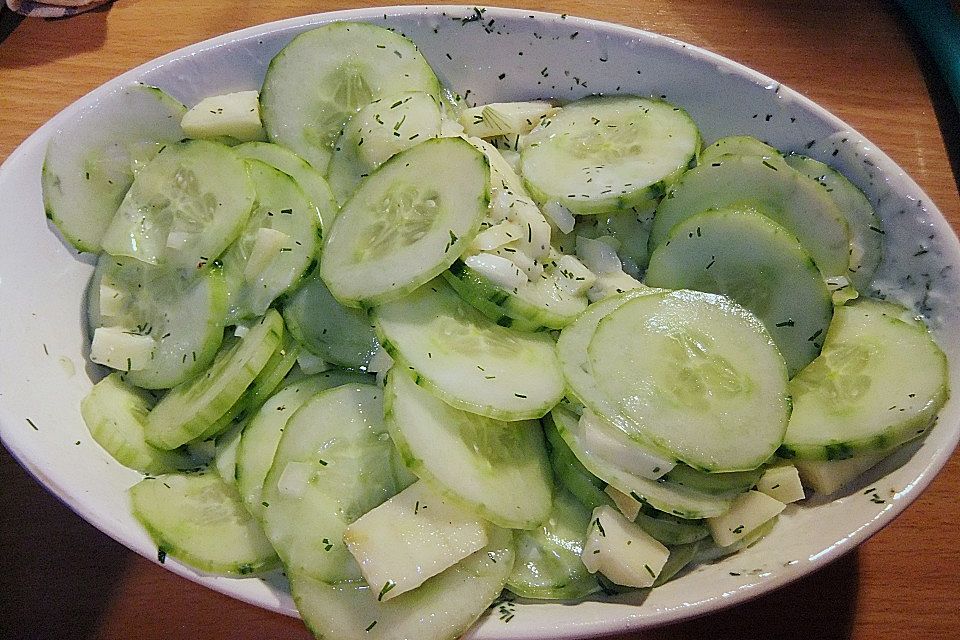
[1,6,958,639]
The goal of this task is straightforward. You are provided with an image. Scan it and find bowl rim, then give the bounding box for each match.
[2,5,959,639]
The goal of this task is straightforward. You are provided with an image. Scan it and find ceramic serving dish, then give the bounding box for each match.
[1,6,958,639]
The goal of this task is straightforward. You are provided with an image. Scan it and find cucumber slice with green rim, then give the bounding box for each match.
[556,287,668,439]
[289,526,514,640]
[198,329,301,441]
[544,414,615,512]
[260,22,441,174]
[320,137,490,307]
[586,204,658,274]
[260,383,411,582]
[80,373,195,474]
[129,472,278,576]
[444,255,589,330]
[372,278,564,421]
[635,508,710,547]
[42,83,186,253]
[785,153,884,291]
[652,540,702,587]
[660,463,762,498]
[233,141,338,233]
[220,160,321,322]
[235,370,374,518]
[650,154,851,278]
[698,135,779,165]
[577,408,677,481]
[549,405,733,519]
[92,254,227,389]
[99,139,256,270]
[645,205,833,376]
[507,488,599,600]
[384,365,553,529]
[282,272,379,369]
[520,96,701,214]
[779,298,948,460]
[588,290,790,472]
[144,309,284,450]
[328,91,443,205]
[587,290,790,471]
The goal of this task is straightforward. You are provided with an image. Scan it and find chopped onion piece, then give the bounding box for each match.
[464,253,526,290]
[542,201,577,234]
[577,235,623,274]
[296,351,330,375]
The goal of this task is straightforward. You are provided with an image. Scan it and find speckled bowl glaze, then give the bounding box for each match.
[1,6,958,639]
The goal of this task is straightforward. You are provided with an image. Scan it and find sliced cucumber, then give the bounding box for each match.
[660,463,762,498]
[80,373,195,474]
[587,290,790,472]
[320,137,490,307]
[235,370,374,518]
[328,91,443,204]
[507,488,599,600]
[556,287,666,437]
[100,140,256,270]
[520,96,701,214]
[289,527,514,640]
[220,160,320,321]
[645,205,833,376]
[780,298,948,460]
[444,252,590,330]
[549,406,733,519]
[650,154,851,278]
[372,278,564,420]
[577,408,676,481]
[282,272,378,369]
[260,22,441,174]
[144,309,284,450]
[635,508,710,547]
[42,83,186,253]
[199,329,301,441]
[698,135,779,165]
[384,365,553,529]
[260,383,411,582]
[130,472,278,576]
[91,254,227,389]
[543,414,615,512]
[785,153,884,291]
[233,141,338,233]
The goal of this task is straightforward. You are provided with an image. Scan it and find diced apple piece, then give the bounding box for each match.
[604,485,642,521]
[90,326,155,371]
[181,90,266,143]
[794,452,888,496]
[343,481,489,602]
[581,505,669,588]
[755,464,806,503]
[707,490,785,547]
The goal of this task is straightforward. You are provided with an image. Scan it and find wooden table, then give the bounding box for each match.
[1,1,958,639]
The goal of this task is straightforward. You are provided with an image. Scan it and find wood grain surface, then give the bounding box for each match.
[2,1,958,639]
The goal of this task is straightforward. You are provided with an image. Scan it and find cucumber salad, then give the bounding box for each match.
[43,21,949,640]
